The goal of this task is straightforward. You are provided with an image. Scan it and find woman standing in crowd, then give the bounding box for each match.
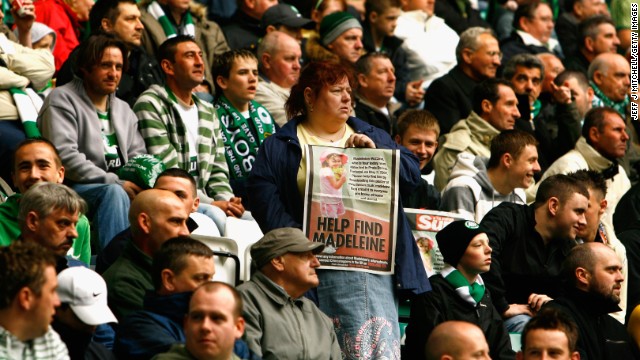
[248,61,429,359]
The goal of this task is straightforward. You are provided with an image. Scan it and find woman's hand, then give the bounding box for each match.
[345,134,376,149]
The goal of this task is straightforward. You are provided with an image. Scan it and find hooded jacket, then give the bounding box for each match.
[441,153,526,222]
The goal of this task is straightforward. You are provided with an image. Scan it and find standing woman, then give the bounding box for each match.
[248,61,430,359]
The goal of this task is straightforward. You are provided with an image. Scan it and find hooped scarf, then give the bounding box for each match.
[441,265,485,306]
[0,34,42,138]
[590,80,629,117]
[147,1,195,38]
[215,96,275,180]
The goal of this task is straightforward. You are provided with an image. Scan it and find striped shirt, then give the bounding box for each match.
[0,326,69,360]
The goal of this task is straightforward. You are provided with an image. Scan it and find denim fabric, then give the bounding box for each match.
[72,183,130,251]
[504,314,531,333]
[317,270,401,360]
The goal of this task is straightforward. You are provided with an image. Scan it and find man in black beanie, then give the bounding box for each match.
[404,220,515,360]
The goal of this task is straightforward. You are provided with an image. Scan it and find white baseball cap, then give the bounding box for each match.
[57,267,118,325]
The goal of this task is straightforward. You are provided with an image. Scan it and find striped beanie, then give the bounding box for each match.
[319,11,362,46]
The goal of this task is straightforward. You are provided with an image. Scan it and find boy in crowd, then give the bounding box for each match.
[213,49,276,206]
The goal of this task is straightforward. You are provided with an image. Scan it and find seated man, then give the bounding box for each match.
[393,109,440,209]
[544,243,639,359]
[441,130,540,222]
[102,189,190,319]
[260,4,314,43]
[237,227,342,359]
[569,170,628,324]
[0,138,91,265]
[404,220,514,359]
[255,31,302,127]
[135,35,242,234]
[433,78,520,190]
[555,0,608,59]
[589,53,630,118]
[38,34,147,251]
[213,49,276,204]
[114,236,215,359]
[518,307,580,360]
[154,282,246,360]
[56,0,164,106]
[565,15,620,76]
[424,321,492,360]
[424,27,501,135]
[528,107,631,227]
[139,0,229,87]
[481,174,589,332]
[500,1,561,65]
[306,11,364,64]
[53,267,118,359]
[18,182,87,272]
[0,241,68,359]
[354,52,397,135]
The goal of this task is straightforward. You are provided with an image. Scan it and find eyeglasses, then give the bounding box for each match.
[486,51,503,60]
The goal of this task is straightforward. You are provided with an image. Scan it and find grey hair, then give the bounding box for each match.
[257,31,282,68]
[456,27,496,64]
[17,182,87,228]
[587,55,610,80]
[502,53,546,81]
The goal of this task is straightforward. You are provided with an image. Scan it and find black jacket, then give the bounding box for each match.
[617,223,640,321]
[404,274,515,360]
[57,46,163,107]
[402,178,441,210]
[545,287,640,360]
[354,97,396,135]
[500,32,555,66]
[434,0,489,34]
[480,203,575,314]
[220,10,262,52]
[424,66,479,135]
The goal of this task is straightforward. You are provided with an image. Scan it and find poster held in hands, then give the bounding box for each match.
[302,145,399,275]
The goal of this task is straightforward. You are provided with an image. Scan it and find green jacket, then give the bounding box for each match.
[0,194,91,264]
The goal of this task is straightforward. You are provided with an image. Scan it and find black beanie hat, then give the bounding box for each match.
[436,220,486,266]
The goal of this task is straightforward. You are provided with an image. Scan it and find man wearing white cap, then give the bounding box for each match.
[237,227,342,359]
[53,267,118,359]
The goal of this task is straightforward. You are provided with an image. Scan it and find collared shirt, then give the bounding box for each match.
[0,326,69,360]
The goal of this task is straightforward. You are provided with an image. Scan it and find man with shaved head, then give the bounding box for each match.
[425,321,491,360]
[103,189,190,320]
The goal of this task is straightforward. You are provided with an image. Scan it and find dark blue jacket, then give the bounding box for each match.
[247,116,431,295]
[114,291,259,360]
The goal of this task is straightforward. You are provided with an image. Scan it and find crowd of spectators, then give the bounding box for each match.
[0,0,637,358]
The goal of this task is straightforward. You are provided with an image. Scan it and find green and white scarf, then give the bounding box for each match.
[215,96,275,180]
[441,265,485,306]
[147,1,195,38]
[0,34,42,138]
[590,80,629,117]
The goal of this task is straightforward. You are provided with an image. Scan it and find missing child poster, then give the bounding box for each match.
[302,145,400,274]
[404,209,466,277]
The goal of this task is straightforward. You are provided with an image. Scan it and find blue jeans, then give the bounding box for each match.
[197,203,254,236]
[317,270,401,360]
[504,314,531,333]
[72,183,130,251]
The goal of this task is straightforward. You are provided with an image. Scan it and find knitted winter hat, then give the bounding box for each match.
[319,11,361,46]
[436,220,486,266]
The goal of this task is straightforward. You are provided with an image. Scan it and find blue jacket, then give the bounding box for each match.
[247,116,431,295]
[114,291,259,360]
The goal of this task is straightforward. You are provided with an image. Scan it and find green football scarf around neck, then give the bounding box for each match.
[147,1,195,38]
[590,80,629,117]
[442,265,485,305]
[215,96,275,180]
